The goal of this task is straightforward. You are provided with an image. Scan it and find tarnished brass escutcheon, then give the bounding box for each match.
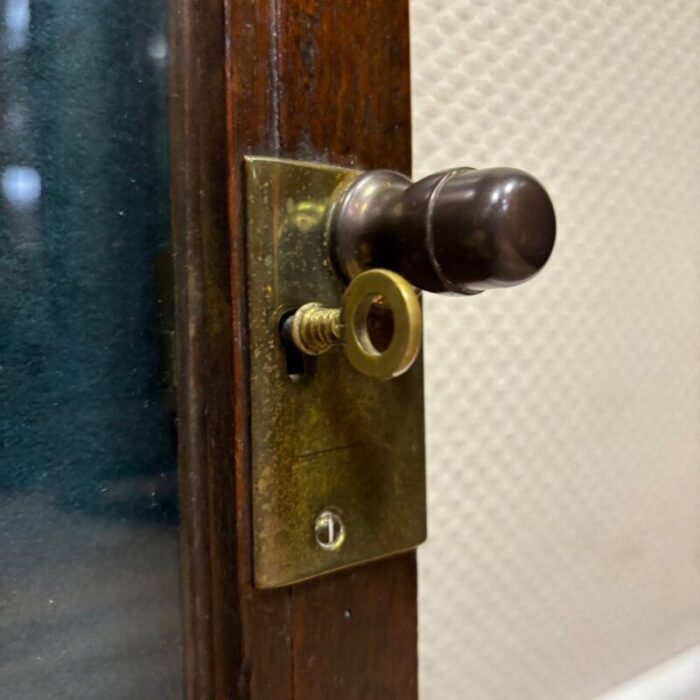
[245,157,426,588]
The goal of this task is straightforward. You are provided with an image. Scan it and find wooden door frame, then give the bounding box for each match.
[170,2,417,697]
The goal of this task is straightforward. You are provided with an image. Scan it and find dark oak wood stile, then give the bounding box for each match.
[170,2,417,698]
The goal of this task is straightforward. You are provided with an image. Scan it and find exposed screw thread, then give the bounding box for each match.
[290,303,342,355]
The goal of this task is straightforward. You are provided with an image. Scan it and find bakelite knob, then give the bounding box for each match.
[331,167,556,294]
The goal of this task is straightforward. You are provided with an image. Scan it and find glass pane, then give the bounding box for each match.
[0,2,182,697]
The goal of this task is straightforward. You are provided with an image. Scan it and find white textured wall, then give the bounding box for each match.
[411,2,700,699]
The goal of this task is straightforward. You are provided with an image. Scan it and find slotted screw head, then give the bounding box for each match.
[314,509,346,551]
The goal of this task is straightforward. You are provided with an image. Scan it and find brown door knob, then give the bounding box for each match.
[331,167,556,294]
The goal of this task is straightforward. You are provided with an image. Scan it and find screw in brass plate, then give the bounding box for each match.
[314,509,346,551]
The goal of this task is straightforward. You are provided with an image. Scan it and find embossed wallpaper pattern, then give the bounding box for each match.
[411,1,700,699]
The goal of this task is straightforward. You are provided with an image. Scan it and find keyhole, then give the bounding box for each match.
[278,309,315,380]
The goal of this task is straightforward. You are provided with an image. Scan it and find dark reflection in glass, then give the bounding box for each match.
[0,1,182,697]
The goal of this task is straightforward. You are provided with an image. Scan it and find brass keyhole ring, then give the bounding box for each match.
[342,269,422,380]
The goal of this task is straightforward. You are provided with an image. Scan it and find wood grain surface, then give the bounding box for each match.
[171,1,416,697]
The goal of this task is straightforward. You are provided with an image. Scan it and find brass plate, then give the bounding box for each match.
[245,157,426,588]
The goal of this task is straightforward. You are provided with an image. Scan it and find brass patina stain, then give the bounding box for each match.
[245,157,426,588]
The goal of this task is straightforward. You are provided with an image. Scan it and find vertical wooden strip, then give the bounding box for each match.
[174,0,416,697]
[224,2,294,699]
[171,1,292,698]
[170,1,224,695]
